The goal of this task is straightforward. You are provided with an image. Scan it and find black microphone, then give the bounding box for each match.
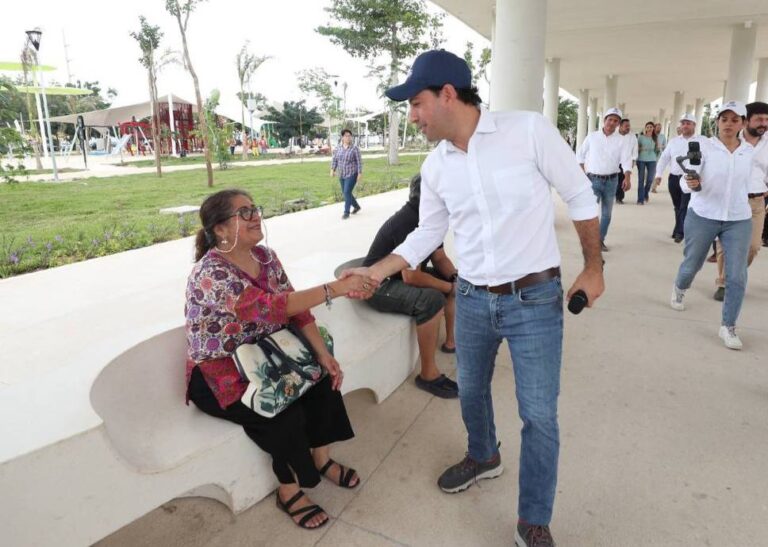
[568,290,588,315]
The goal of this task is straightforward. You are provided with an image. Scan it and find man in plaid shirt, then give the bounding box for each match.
[331,129,363,219]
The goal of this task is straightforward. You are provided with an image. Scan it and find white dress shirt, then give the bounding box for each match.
[682,136,753,221]
[393,109,599,287]
[576,129,633,174]
[623,133,638,162]
[656,134,704,177]
[746,134,768,194]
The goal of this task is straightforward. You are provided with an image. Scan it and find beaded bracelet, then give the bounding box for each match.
[323,284,333,309]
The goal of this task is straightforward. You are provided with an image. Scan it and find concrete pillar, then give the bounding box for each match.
[604,75,618,110]
[724,21,757,103]
[685,104,693,115]
[756,58,768,102]
[722,80,728,103]
[672,91,685,127]
[694,98,705,134]
[589,97,599,131]
[618,102,626,115]
[658,108,666,127]
[490,0,547,112]
[577,88,589,149]
[543,58,560,123]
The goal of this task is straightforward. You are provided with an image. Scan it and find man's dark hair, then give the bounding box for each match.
[426,85,483,106]
[620,118,630,125]
[746,101,768,119]
[340,128,353,137]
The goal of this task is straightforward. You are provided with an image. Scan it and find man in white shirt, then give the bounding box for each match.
[654,114,702,243]
[614,118,638,204]
[576,108,633,251]
[712,101,768,301]
[343,50,603,547]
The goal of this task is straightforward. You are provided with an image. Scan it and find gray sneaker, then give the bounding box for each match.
[515,521,556,547]
[713,286,725,302]
[670,284,685,311]
[437,452,503,493]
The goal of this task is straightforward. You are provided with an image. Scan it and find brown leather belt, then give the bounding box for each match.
[473,267,561,295]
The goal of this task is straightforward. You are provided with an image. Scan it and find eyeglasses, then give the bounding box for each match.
[229,206,263,221]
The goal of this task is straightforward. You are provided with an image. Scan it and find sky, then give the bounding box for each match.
[1,0,490,119]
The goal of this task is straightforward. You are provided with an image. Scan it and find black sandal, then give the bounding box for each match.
[275,489,329,529]
[318,458,360,488]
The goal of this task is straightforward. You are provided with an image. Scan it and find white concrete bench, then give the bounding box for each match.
[0,190,418,547]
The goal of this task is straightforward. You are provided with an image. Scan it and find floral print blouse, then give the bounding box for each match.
[185,245,315,409]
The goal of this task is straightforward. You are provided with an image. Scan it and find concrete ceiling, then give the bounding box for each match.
[432,0,768,120]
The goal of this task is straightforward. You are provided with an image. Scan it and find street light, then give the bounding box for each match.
[26,28,59,182]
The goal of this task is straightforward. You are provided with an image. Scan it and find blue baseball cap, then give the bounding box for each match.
[385,50,472,102]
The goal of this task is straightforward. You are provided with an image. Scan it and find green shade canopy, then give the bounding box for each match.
[0,61,56,72]
[13,85,93,96]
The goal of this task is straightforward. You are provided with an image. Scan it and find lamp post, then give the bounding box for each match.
[26,28,58,182]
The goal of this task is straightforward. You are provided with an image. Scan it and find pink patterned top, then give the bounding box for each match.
[185,245,315,409]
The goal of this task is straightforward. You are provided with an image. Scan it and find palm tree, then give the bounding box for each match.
[235,43,270,160]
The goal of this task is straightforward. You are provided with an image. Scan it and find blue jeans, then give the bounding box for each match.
[636,161,657,203]
[667,174,690,237]
[674,209,751,326]
[339,175,360,215]
[455,276,563,525]
[588,174,618,241]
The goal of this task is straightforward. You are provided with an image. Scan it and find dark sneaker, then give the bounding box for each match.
[673,235,683,243]
[437,452,503,493]
[415,374,458,399]
[352,205,361,214]
[515,521,556,547]
[600,241,609,252]
[342,214,350,220]
[713,286,725,301]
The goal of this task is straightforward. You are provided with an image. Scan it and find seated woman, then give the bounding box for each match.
[185,189,372,529]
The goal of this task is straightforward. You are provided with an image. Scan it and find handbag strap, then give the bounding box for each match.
[258,335,317,382]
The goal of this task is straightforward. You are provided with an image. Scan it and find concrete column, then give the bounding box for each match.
[589,97,599,131]
[543,58,560,123]
[618,102,626,115]
[756,58,768,102]
[685,104,693,115]
[604,74,618,110]
[490,0,547,112]
[722,80,728,102]
[724,21,757,103]
[577,88,589,149]
[672,91,685,128]
[658,108,666,126]
[694,98,705,134]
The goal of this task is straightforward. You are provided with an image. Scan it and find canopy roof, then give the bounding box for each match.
[48,95,196,127]
[430,0,768,118]
[14,86,93,96]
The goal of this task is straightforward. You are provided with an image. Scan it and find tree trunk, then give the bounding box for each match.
[387,58,399,166]
[21,72,43,170]
[148,63,162,178]
[175,14,213,187]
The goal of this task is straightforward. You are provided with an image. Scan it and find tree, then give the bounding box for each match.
[317,0,443,165]
[297,67,342,150]
[131,16,164,178]
[557,98,578,137]
[235,42,270,160]
[263,101,323,146]
[19,46,43,170]
[166,0,214,187]
[463,41,491,87]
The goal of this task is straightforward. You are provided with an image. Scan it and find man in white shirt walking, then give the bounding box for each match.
[343,50,604,547]
[614,118,638,204]
[654,114,702,243]
[712,101,768,301]
[576,108,633,251]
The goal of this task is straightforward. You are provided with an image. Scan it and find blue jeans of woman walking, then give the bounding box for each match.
[674,209,751,326]
[636,160,657,203]
[339,174,360,216]
[455,276,563,525]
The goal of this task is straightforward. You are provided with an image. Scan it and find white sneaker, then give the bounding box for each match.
[719,326,743,350]
[670,285,685,311]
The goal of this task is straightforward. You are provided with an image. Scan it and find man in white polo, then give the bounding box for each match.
[343,49,604,547]
[655,113,702,243]
[576,108,633,251]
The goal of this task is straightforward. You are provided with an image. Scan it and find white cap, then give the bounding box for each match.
[604,107,623,120]
[718,100,747,117]
[679,113,697,123]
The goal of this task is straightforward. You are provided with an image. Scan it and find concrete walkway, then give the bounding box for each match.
[97,187,768,546]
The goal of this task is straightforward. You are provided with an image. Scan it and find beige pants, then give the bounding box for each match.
[715,195,766,287]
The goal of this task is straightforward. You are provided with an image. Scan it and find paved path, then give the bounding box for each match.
[83,186,768,546]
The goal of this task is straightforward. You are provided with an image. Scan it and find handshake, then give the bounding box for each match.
[336,267,381,300]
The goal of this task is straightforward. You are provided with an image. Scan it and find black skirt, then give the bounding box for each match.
[188,367,354,487]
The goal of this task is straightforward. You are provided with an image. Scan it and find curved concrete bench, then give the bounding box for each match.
[0,190,419,547]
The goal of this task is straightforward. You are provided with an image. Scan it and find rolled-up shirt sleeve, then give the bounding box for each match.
[656,143,672,175]
[532,114,599,221]
[575,134,589,165]
[620,137,634,173]
[393,167,449,268]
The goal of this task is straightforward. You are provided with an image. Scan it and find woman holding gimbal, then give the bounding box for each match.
[669,100,754,350]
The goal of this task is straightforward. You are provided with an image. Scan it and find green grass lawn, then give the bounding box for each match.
[0,155,425,278]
